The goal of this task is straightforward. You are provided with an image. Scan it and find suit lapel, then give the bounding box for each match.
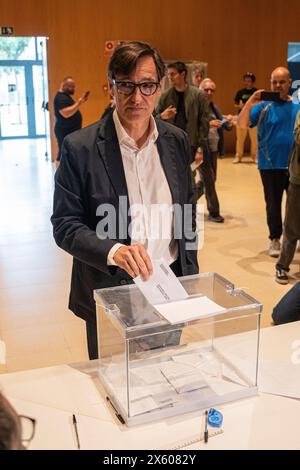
[96,114,129,198]
[156,122,180,205]
[97,115,181,205]
[156,121,183,268]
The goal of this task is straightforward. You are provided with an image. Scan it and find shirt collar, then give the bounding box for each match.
[113,110,158,150]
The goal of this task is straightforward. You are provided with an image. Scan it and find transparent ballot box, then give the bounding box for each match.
[94,273,262,426]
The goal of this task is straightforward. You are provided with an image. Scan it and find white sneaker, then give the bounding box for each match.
[268,239,281,257]
[274,268,289,285]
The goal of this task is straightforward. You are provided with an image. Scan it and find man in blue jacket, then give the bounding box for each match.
[238,67,300,257]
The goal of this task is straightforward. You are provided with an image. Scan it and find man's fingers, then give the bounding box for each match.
[129,248,152,280]
[122,250,141,278]
[137,247,153,277]
[122,259,138,278]
[113,245,153,280]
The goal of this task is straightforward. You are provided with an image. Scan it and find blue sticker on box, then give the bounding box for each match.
[208,408,223,427]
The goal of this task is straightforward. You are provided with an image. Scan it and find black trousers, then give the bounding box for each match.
[276,183,300,271]
[194,149,220,217]
[259,169,289,240]
[85,258,184,361]
[86,316,98,360]
[54,125,79,161]
[54,125,66,161]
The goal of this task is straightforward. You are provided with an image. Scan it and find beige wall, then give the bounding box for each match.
[1,0,300,157]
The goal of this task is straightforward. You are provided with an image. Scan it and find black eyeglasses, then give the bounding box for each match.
[113,80,160,96]
[19,415,36,448]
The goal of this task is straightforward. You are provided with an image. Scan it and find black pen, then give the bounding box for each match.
[204,410,209,444]
[72,413,81,450]
[106,396,125,424]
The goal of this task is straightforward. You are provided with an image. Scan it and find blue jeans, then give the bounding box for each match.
[272,281,300,325]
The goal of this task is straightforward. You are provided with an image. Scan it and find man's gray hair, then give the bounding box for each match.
[200,78,216,90]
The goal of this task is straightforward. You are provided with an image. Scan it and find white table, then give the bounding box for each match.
[1,321,300,450]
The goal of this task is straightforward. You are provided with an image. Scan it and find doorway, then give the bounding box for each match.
[0,37,50,140]
[288,42,300,103]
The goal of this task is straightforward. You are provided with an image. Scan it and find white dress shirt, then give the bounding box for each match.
[107,110,178,266]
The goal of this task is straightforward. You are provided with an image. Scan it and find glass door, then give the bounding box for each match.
[0,65,29,137]
[0,37,50,142]
[33,64,47,135]
[288,42,300,103]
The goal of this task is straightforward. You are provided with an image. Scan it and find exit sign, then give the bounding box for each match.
[0,26,14,35]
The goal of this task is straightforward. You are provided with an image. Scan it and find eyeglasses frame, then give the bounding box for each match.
[112,79,160,96]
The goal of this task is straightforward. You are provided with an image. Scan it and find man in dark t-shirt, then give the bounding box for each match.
[53,76,90,161]
[233,72,257,164]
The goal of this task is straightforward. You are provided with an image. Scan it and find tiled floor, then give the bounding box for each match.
[0,139,299,373]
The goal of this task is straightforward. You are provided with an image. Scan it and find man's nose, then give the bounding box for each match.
[130,86,143,101]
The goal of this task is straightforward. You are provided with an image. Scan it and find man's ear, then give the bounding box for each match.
[108,79,115,97]
[157,79,163,97]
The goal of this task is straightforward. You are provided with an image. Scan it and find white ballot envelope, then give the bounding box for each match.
[134,260,189,305]
[134,260,225,324]
[154,296,226,324]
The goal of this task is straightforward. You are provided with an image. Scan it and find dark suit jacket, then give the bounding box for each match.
[51,113,199,321]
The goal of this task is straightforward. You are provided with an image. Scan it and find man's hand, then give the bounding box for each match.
[59,91,90,118]
[210,119,222,128]
[248,89,265,105]
[160,105,177,120]
[78,91,90,105]
[226,114,234,125]
[237,89,265,128]
[113,244,153,281]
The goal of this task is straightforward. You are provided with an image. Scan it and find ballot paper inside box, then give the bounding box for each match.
[94,273,262,426]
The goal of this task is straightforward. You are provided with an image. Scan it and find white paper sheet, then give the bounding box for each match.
[9,397,76,450]
[160,362,207,394]
[134,259,188,305]
[154,296,226,324]
[1,365,110,421]
[0,340,6,364]
[258,359,300,399]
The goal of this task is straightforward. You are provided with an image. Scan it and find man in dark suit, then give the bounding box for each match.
[51,41,198,359]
